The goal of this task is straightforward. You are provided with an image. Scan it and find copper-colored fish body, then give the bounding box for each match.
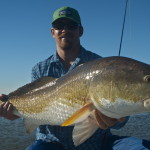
[1,56,150,146]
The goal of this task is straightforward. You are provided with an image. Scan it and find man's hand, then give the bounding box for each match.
[94,109,125,129]
[0,94,19,120]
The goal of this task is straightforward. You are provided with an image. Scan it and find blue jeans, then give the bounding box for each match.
[26,135,150,150]
[26,140,66,150]
[102,135,150,150]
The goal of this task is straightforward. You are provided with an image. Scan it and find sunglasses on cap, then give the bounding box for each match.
[52,22,80,30]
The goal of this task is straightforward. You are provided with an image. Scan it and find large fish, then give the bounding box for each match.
[1,56,150,146]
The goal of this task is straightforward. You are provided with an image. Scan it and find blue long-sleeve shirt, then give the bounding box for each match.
[31,46,128,150]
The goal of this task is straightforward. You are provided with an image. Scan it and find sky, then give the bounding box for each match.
[0,0,150,94]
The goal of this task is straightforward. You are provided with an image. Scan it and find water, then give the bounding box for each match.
[0,113,150,150]
[111,113,150,140]
[0,118,35,150]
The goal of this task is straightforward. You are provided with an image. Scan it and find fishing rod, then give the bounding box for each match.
[118,0,129,56]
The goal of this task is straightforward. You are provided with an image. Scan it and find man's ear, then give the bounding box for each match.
[51,28,55,38]
[79,26,84,37]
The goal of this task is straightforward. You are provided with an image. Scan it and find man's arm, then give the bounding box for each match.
[94,109,128,129]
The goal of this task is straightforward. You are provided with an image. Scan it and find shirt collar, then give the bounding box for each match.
[77,46,87,63]
[50,52,60,63]
[50,46,86,63]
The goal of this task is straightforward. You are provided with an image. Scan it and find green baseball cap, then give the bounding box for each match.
[52,6,81,24]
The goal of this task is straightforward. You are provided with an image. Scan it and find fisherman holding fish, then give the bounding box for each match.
[1,6,150,150]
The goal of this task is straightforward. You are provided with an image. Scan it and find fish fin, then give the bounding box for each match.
[144,99,150,108]
[62,102,94,126]
[23,118,38,133]
[8,76,57,97]
[62,102,98,146]
[73,117,99,146]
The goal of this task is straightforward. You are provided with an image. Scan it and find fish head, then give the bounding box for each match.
[89,56,150,118]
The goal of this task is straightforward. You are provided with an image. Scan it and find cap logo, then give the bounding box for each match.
[59,10,72,16]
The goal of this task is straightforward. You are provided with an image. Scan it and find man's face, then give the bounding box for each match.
[51,18,83,50]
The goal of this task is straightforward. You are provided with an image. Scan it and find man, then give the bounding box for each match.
[0,6,150,150]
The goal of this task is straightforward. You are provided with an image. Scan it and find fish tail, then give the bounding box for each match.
[0,94,9,102]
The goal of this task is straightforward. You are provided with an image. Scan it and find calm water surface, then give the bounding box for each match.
[0,113,150,150]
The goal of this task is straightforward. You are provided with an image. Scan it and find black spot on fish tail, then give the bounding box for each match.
[0,94,9,102]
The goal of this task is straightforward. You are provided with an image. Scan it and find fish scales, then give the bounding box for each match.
[1,56,150,146]
[6,59,101,124]
[2,56,150,119]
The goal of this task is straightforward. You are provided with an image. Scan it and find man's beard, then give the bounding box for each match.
[60,40,74,51]
[59,33,76,51]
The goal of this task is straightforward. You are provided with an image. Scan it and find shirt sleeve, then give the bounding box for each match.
[31,65,40,82]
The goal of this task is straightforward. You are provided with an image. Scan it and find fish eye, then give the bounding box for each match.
[144,75,150,83]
